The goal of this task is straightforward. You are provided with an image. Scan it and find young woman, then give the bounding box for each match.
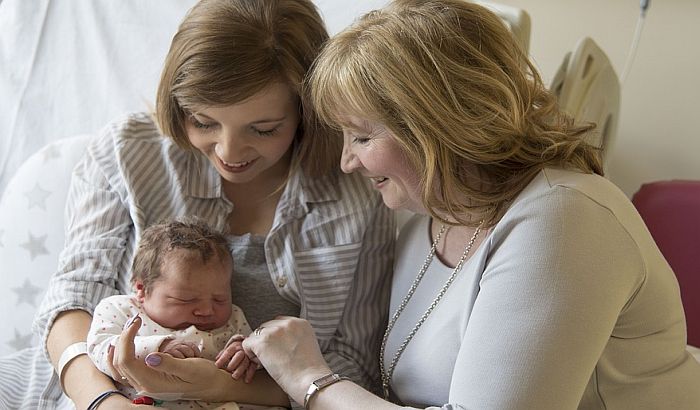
[222,0,699,409]
[0,1,394,408]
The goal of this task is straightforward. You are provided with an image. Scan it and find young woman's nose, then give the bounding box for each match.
[215,131,246,161]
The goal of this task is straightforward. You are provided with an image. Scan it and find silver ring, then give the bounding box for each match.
[254,327,264,336]
[121,376,128,380]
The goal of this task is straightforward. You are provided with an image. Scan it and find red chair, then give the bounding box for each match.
[632,180,700,347]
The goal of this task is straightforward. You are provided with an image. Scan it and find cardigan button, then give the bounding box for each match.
[276,276,288,288]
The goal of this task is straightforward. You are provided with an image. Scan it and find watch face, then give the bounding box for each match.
[315,373,340,387]
[305,373,348,408]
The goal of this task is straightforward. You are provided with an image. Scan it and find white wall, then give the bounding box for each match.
[494,0,700,196]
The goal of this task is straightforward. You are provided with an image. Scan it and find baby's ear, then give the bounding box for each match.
[134,281,147,302]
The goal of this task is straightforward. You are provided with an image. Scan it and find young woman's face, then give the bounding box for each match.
[340,115,424,213]
[186,82,300,187]
[137,249,233,331]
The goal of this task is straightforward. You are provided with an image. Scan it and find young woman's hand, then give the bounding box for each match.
[241,316,333,403]
[107,315,233,403]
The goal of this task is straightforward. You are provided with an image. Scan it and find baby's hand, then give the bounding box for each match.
[159,339,201,359]
[215,334,258,383]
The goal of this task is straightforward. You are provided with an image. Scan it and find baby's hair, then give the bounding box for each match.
[131,217,231,293]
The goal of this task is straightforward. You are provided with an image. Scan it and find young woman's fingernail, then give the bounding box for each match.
[124,314,140,329]
[145,353,161,366]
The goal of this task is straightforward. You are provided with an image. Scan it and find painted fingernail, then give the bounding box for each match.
[145,353,161,366]
[123,314,140,330]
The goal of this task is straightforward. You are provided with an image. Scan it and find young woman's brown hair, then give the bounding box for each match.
[156,0,340,177]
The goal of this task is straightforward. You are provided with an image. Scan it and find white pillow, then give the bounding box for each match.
[0,135,91,357]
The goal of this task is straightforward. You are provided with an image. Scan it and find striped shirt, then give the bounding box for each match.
[15,112,395,409]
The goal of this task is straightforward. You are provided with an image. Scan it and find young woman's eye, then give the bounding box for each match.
[189,115,215,131]
[253,127,279,137]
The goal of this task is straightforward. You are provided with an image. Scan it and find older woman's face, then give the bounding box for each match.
[339,115,425,213]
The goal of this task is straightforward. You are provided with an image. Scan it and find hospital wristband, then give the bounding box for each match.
[57,341,88,390]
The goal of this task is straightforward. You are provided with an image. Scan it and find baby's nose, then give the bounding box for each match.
[193,301,214,316]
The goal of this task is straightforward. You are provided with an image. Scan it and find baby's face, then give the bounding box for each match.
[139,249,233,331]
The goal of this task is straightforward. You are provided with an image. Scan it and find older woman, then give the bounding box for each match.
[215,0,698,409]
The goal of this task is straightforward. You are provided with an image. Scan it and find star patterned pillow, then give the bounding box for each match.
[0,135,91,357]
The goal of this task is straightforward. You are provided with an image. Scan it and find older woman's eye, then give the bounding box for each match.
[353,136,370,144]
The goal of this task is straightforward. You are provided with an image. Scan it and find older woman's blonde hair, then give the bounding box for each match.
[308,0,602,227]
[155,0,340,177]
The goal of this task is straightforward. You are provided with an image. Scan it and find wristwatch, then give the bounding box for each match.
[303,373,349,408]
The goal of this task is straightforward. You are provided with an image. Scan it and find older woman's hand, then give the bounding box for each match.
[242,316,333,403]
[107,315,234,403]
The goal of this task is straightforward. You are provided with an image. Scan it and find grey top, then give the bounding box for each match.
[229,233,299,330]
[387,168,700,410]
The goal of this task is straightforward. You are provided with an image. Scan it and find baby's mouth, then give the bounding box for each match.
[194,322,218,331]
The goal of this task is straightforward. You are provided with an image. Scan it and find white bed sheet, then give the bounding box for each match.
[0,0,198,197]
